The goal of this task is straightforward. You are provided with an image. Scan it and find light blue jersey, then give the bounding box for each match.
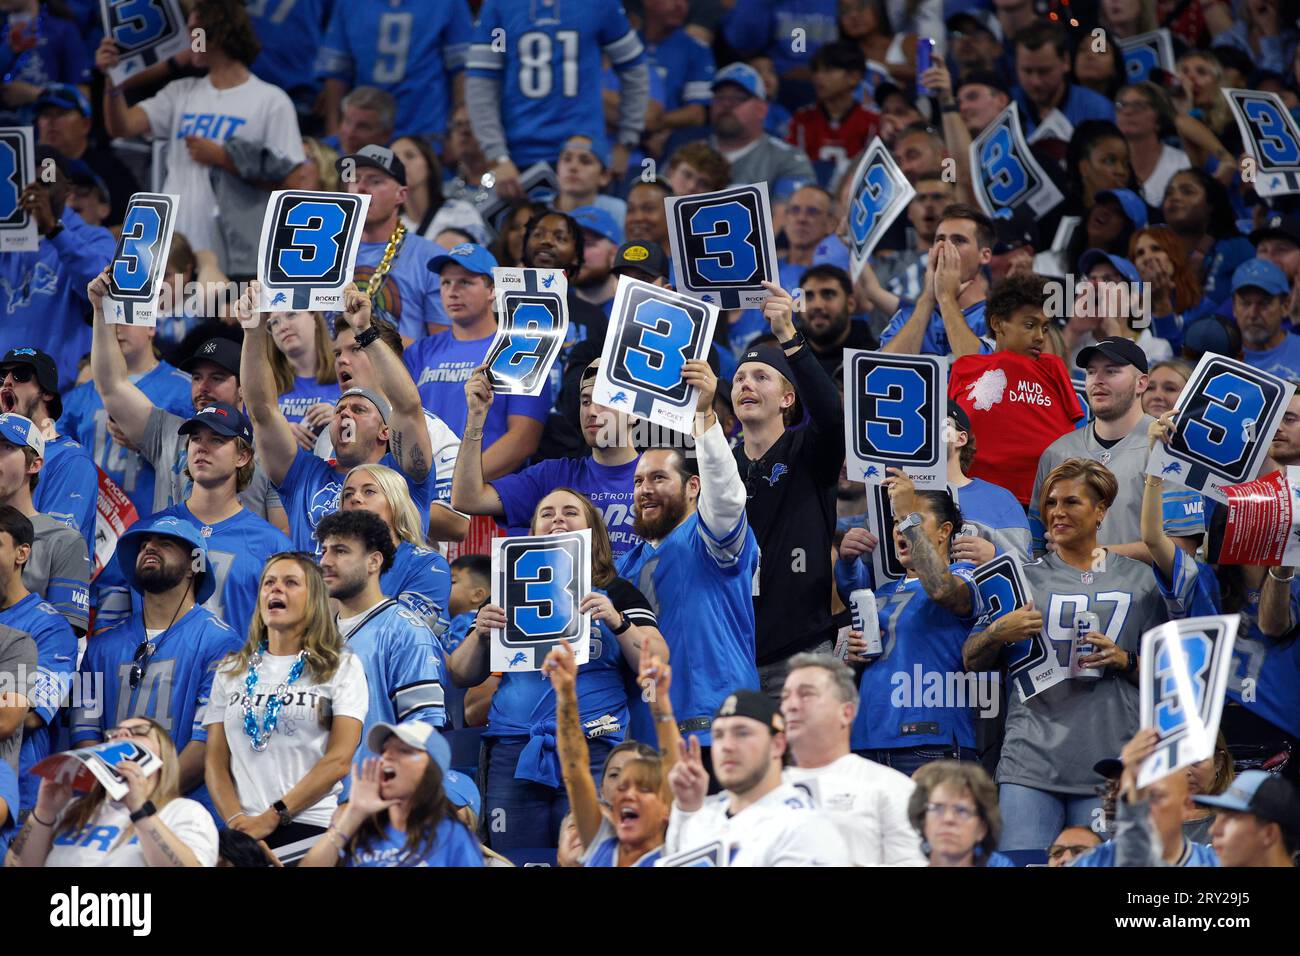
[34,434,98,557]
[382,540,452,637]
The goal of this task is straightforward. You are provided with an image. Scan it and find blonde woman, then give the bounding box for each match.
[266,309,339,451]
[340,463,451,635]
[205,553,368,864]
[7,717,219,867]
[299,137,341,192]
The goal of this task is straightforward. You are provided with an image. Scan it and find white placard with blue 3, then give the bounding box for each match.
[1223,88,1300,198]
[99,0,191,86]
[0,127,37,252]
[105,192,179,326]
[257,190,370,311]
[665,182,779,309]
[592,275,720,433]
[483,267,569,396]
[1117,29,1175,83]
[972,554,1060,702]
[1146,353,1294,503]
[843,349,947,488]
[490,528,591,673]
[969,103,1064,218]
[1138,615,1238,789]
[845,136,915,281]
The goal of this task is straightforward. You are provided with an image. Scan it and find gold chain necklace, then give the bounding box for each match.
[363,220,406,304]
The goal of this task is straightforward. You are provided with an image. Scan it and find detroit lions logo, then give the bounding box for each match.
[965,368,1007,412]
[1161,462,1182,475]
[271,291,288,306]
[115,304,124,320]
[610,391,629,405]
[765,463,788,486]
[864,465,880,478]
[508,651,527,667]
[307,481,342,528]
[541,273,556,288]
[1,262,59,314]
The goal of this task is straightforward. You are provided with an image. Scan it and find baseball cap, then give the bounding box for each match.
[180,338,242,377]
[1182,316,1239,359]
[561,134,612,170]
[335,144,406,187]
[991,206,1039,254]
[612,241,669,281]
[713,688,786,733]
[1,347,62,420]
[946,9,1003,43]
[178,402,253,444]
[366,720,451,773]
[956,70,1011,100]
[113,514,216,604]
[1078,248,1141,285]
[1249,211,1300,247]
[1095,189,1149,230]
[443,770,481,817]
[35,83,91,117]
[0,413,44,458]
[428,242,498,278]
[571,205,623,246]
[1192,770,1300,836]
[1075,335,1149,374]
[946,400,972,434]
[1231,258,1290,297]
[337,386,392,425]
[737,345,797,386]
[713,62,765,99]
[64,158,110,205]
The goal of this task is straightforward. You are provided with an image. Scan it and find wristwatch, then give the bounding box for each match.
[273,799,293,828]
[354,325,381,349]
[129,801,157,823]
[896,512,924,534]
[610,612,632,635]
[779,329,805,350]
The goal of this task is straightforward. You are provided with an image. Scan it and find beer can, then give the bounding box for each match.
[1070,611,1103,681]
[916,37,934,97]
[849,589,883,660]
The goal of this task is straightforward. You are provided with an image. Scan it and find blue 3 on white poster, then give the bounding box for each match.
[1223,88,1300,198]
[843,349,947,488]
[845,137,915,281]
[969,104,1064,218]
[484,267,569,396]
[665,182,780,309]
[257,190,370,311]
[99,0,192,85]
[106,192,179,326]
[0,127,37,252]
[490,529,591,673]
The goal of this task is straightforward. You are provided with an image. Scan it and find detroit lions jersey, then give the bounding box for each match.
[997,551,1168,794]
[3,593,76,812]
[338,599,448,746]
[316,0,470,139]
[467,0,646,166]
[1030,416,1205,552]
[1227,580,1300,739]
[382,540,452,637]
[278,376,340,425]
[642,26,713,112]
[33,434,98,558]
[954,477,1033,561]
[25,512,89,632]
[59,362,193,518]
[245,0,330,103]
[1153,547,1222,619]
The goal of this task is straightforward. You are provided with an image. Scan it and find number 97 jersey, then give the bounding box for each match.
[467,0,646,168]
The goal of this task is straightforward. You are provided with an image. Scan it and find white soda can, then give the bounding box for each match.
[1070,611,1103,681]
[849,589,882,660]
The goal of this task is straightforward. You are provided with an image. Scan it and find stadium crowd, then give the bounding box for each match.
[0,0,1298,868]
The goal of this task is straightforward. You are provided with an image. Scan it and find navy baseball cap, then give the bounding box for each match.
[35,83,91,117]
[178,402,253,443]
[1095,189,1149,230]
[367,721,451,773]
[713,62,764,99]
[336,144,406,187]
[1249,212,1300,247]
[1182,317,1239,359]
[1076,335,1149,374]
[1231,258,1290,297]
[571,205,623,245]
[956,70,1011,99]
[428,242,498,278]
[737,345,796,385]
[0,413,44,458]
[114,514,217,604]
[180,338,242,377]
[946,400,972,434]
[1,347,62,420]
[1078,249,1141,285]
[992,205,1039,254]
[1192,770,1300,836]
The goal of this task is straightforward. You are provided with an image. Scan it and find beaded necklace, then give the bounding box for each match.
[241,641,307,752]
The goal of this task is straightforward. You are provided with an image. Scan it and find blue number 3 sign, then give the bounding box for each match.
[1170,358,1288,481]
[500,534,588,648]
[263,191,365,288]
[110,196,174,300]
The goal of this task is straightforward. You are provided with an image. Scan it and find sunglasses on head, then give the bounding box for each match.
[0,365,36,384]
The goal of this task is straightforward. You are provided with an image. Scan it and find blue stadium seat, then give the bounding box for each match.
[1000,849,1049,867]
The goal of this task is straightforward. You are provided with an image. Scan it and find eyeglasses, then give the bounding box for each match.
[925,801,977,821]
[1114,99,1152,113]
[129,640,156,689]
[0,365,36,384]
[1048,843,1092,861]
[107,723,153,739]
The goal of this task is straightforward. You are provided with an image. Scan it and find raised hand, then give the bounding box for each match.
[839,526,879,562]
[667,736,709,812]
[543,640,578,696]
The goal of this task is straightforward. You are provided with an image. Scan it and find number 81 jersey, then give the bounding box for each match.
[467,0,646,167]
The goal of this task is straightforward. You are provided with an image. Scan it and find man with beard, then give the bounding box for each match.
[70,515,243,809]
[90,404,292,636]
[618,360,760,749]
[0,415,89,634]
[1030,337,1204,560]
[708,63,814,187]
[570,206,622,317]
[316,509,447,750]
[664,689,847,865]
[88,271,287,528]
[1232,259,1300,380]
[1,348,99,555]
[875,173,956,311]
[794,266,876,378]
[731,284,843,698]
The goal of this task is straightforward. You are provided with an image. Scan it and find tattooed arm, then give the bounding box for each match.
[544,642,603,849]
[887,468,972,616]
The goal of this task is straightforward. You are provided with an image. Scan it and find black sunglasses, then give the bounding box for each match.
[129,640,156,689]
[0,365,36,384]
